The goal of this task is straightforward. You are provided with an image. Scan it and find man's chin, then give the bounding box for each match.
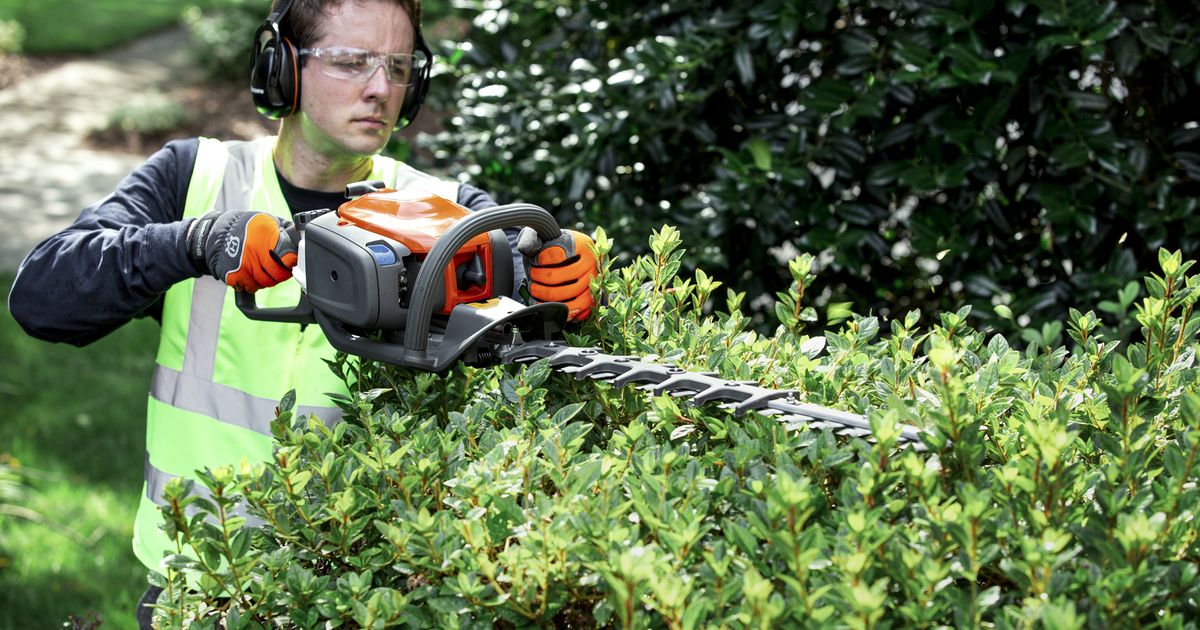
[338,132,392,158]
[291,119,394,159]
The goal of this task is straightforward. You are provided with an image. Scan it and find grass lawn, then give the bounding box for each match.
[0,0,222,54]
[0,272,159,629]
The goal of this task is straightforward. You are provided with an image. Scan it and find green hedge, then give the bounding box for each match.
[424,0,1200,331]
[149,234,1200,628]
[182,0,264,84]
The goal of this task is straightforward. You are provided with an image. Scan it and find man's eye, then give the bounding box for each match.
[331,56,370,71]
[387,59,412,75]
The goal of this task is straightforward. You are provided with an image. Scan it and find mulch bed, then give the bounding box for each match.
[85,81,277,154]
[0,53,72,91]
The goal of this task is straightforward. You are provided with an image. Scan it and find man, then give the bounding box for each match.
[6,0,596,626]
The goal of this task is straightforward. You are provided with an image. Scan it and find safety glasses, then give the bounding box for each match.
[298,47,427,86]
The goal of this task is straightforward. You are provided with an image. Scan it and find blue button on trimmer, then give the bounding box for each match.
[367,243,396,265]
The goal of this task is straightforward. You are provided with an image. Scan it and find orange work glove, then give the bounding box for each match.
[187,210,297,293]
[516,228,598,321]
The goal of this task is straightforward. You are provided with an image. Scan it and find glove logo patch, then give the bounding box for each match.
[224,235,241,258]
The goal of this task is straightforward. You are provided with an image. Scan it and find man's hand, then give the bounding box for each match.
[187,210,297,293]
[517,228,599,321]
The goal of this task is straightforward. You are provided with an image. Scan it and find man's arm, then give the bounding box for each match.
[455,182,497,213]
[7,139,202,346]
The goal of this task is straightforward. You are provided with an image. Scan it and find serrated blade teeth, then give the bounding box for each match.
[501,340,930,449]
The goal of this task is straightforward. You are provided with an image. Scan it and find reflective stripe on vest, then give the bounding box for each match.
[150,364,344,434]
[143,454,266,528]
[132,136,460,573]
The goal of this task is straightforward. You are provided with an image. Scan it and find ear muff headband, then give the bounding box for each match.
[249,0,300,119]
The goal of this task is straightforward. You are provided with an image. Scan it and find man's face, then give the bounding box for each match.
[294,0,414,159]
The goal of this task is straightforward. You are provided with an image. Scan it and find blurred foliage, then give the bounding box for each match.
[0,18,23,55]
[0,0,198,54]
[103,94,192,135]
[0,454,34,568]
[0,272,155,627]
[423,0,1200,332]
[184,0,268,84]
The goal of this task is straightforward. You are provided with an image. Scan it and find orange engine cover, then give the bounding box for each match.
[336,189,496,313]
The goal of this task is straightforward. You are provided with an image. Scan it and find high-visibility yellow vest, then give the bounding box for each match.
[132,136,460,572]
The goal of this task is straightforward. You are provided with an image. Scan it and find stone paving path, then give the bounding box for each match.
[0,28,201,271]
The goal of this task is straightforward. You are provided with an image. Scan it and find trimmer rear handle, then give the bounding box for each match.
[236,207,332,324]
[235,290,316,324]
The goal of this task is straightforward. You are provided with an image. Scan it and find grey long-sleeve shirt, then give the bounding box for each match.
[8,138,501,346]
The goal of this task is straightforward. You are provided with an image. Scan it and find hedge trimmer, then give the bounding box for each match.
[238,182,928,449]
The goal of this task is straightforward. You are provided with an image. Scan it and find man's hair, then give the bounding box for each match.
[273,0,423,50]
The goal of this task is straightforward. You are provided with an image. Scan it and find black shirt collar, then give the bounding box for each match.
[274,166,348,216]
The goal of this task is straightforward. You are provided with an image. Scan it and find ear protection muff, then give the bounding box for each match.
[249,0,433,129]
[395,36,433,129]
[249,0,300,119]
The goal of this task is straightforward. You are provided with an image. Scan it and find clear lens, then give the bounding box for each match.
[299,47,425,86]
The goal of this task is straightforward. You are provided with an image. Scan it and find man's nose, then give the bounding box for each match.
[363,63,392,98]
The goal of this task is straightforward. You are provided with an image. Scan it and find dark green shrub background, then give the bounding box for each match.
[424,0,1200,330]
